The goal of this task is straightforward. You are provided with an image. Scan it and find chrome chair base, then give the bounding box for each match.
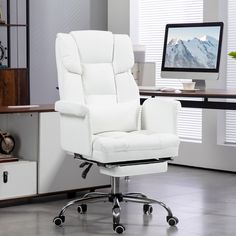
[53,177,179,234]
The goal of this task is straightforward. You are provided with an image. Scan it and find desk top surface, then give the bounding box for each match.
[139,89,236,99]
[1,89,236,113]
[0,104,55,114]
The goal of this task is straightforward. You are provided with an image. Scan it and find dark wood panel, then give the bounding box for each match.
[139,88,236,110]
[0,68,29,106]
[0,104,55,114]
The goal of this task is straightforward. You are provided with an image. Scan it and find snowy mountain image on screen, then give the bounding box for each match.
[165,35,218,68]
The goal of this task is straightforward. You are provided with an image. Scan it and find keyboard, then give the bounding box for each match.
[138,86,161,91]
[139,86,179,92]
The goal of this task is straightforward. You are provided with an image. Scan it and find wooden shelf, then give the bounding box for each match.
[0,155,18,163]
[0,104,55,114]
[0,23,28,27]
[0,67,28,70]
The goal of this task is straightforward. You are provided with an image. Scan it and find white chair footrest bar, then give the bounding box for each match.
[99,161,168,177]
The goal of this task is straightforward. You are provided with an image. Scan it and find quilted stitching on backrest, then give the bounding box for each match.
[57,30,140,134]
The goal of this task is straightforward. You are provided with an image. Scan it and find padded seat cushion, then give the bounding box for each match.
[91,130,180,163]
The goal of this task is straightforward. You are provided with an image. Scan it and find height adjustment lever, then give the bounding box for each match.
[79,162,93,179]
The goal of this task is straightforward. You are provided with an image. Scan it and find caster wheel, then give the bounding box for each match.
[113,224,125,234]
[77,204,87,214]
[53,215,65,226]
[143,204,153,215]
[167,216,179,226]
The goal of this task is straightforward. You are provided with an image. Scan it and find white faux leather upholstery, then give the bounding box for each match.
[55,30,181,170]
[100,161,168,177]
[92,131,179,163]
[89,101,140,134]
[71,31,113,63]
[113,34,134,74]
[142,98,181,134]
[54,31,181,231]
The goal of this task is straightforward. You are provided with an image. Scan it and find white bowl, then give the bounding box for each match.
[182,82,196,90]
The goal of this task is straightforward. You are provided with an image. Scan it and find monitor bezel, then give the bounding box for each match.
[161,22,224,73]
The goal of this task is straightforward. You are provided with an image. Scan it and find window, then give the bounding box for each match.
[138,0,203,142]
[225,0,236,144]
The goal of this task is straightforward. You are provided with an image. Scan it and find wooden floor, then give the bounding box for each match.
[0,165,236,236]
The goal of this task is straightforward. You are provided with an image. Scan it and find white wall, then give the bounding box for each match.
[108,0,130,35]
[30,0,107,104]
[108,0,236,172]
[108,0,139,44]
[90,0,108,31]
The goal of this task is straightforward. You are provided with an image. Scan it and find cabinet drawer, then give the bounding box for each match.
[0,161,36,200]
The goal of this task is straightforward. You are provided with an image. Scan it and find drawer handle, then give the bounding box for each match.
[3,171,8,183]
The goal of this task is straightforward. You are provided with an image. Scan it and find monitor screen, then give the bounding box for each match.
[161,22,224,80]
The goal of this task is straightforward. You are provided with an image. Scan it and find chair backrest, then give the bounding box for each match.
[56,31,140,134]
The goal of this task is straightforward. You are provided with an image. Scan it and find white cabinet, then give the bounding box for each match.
[0,107,110,201]
[0,161,36,200]
[38,112,109,194]
[0,112,38,200]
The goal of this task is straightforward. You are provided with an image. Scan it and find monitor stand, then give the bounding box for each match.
[193,80,206,90]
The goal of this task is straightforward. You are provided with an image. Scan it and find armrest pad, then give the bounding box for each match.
[55,101,89,118]
[141,98,181,134]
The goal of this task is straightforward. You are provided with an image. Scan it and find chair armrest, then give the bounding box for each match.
[55,101,92,156]
[55,101,89,117]
[141,98,181,134]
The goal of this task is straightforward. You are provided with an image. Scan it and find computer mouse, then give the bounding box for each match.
[175,89,181,93]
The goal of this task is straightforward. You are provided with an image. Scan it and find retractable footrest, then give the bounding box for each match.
[99,161,168,177]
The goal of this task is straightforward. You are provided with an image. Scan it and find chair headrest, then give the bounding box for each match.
[56,31,134,74]
[70,30,114,64]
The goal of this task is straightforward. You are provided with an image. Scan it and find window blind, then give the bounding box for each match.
[138,0,203,142]
[225,0,236,143]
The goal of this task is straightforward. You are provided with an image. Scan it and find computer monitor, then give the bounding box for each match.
[161,22,224,85]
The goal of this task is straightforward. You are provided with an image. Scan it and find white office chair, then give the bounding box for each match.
[53,30,181,234]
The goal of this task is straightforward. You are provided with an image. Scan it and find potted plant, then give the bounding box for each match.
[228,51,236,59]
